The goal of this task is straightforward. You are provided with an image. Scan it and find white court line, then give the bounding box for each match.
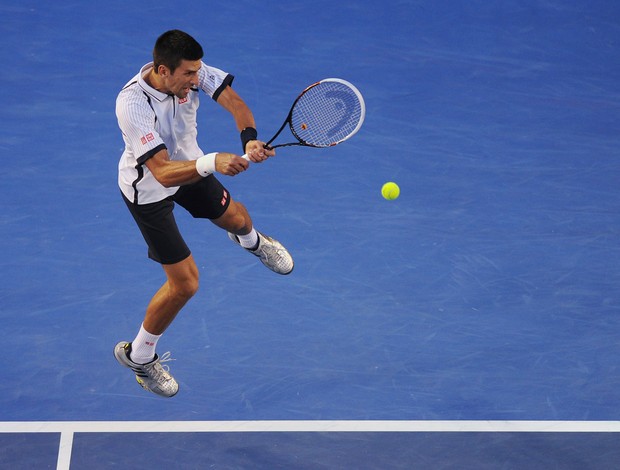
[56,431,73,470]
[1,421,619,470]
[2,420,620,433]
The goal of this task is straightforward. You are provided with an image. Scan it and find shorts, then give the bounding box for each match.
[122,175,231,264]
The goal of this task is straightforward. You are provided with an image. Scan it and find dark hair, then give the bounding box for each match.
[152,30,203,74]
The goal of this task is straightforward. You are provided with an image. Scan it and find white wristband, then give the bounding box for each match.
[196,152,217,177]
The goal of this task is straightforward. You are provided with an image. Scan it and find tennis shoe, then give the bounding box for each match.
[228,231,294,275]
[114,341,179,398]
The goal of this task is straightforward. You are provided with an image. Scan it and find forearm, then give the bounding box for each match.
[145,148,204,187]
[151,160,203,187]
[147,150,249,185]
[233,107,256,132]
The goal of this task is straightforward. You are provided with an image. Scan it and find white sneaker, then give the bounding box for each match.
[114,341,179,398]
[228,231,294,275]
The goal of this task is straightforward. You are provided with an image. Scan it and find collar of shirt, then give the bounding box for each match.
[138,62,170,102]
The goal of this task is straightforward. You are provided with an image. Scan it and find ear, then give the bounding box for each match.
[157,64,170,77]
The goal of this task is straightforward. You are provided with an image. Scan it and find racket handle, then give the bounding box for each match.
[241,153,250,161]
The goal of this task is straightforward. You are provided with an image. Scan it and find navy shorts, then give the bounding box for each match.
[122,175,231,264]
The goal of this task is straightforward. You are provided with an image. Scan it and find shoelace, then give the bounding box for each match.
[140,352,176,388]
[256,237,286,259]
[262,246,291,268]
[157,351,175,373]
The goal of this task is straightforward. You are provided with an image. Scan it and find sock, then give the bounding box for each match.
[237,228,259,250]
[130,324,161,364]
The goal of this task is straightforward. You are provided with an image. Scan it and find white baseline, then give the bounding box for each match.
[2,420,620,433]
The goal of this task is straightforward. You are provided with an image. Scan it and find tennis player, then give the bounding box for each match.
[113,30,294,397]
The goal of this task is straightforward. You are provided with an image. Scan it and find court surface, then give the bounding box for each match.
[1,0,619,468]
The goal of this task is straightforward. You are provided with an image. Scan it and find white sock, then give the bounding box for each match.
[237,228,259,250]
[130,324,161,364]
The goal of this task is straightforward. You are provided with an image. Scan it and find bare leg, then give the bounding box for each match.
[142,254,200,335]
[211,199,253,235]
[143,199,249,336]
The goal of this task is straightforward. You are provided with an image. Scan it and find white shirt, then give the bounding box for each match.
[116,62,233,204]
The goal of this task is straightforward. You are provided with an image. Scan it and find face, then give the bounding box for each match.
[159,59,201,98]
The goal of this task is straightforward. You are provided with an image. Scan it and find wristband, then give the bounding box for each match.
[240,127,258,152]
[196,153,217,176]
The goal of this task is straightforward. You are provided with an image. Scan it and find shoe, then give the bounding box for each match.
[228,231,294,275]
[114,341,179,398]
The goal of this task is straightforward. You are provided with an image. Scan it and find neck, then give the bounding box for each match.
[144,67,166,93]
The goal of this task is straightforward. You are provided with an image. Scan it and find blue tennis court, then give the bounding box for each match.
[1,0,620,468]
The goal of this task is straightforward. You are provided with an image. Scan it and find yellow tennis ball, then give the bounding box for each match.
[381,182,400,200]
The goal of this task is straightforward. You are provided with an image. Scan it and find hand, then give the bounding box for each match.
[245,140,276,163]
[215,152,250,176]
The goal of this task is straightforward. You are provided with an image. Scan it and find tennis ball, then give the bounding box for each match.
[381,182,400,200]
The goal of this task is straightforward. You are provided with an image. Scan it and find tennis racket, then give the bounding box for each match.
[242,78,365,160]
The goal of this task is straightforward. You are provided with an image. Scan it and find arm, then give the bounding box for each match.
[117,91,245,184]
[215,85,256,133]
[145,148,249,187]
[215,86,276,162]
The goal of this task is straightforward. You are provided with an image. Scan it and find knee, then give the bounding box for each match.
[170,271,199,301]
[182,276,200,299]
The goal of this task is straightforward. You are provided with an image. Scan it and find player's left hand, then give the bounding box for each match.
[215,152,250,176]
[245,140,276,163]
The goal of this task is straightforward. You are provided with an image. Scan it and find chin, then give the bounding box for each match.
[176,92,188,99]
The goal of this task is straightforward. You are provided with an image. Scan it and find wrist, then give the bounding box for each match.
[240,127,258,152]
[196,153,217,176]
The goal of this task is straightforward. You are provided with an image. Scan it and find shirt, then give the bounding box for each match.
[116,61,233,204]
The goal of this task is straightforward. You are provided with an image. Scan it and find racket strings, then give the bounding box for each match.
[291,82,363,147]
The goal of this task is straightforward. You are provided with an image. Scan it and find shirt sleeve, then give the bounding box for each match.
[116,87,167,163]
[198,62,235,101]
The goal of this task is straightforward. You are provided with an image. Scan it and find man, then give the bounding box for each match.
[114,30,293,398]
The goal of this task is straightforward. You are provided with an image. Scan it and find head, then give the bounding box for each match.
[152,30,204,98]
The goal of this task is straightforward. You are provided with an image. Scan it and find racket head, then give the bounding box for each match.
[285,78,366,148]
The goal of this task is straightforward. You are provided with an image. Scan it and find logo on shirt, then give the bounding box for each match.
[140,133,155,145]
[179,97,188,104]
[221,190,228,206]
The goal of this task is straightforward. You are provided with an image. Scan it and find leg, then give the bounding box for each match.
[116,195,195,397]
[143,254,200,335]
[175,179,294,274]
[217,199,295,275]
[113,256,195,398]
[211,198,253,235]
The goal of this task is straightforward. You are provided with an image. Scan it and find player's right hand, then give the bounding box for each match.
[215,153,250,176]
[245,140,276,162]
